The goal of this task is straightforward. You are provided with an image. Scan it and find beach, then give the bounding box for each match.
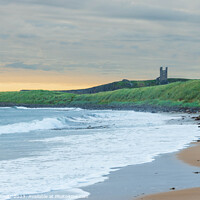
[135,136,200,200]
[178,141,200,167]
[135,187,200,200]
[0,107,199,200]
[1,0,199,199]
[79,150,200,200]
[78,114,200,200]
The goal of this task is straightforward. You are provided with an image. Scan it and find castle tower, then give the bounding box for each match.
[159,66,168,84]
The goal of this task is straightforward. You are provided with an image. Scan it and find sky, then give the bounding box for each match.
[0,0,200,91]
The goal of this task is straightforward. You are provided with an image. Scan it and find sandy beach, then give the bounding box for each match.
[178,141,200,167]
[76,114,200,200]
[136,140,200,200]
[135,187,200,200]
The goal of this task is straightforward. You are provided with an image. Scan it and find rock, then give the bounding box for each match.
[193,172,200,174]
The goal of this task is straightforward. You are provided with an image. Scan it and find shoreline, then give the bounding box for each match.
[177,142,200,167]
[77,113,200,200]
[2,105,200,200]
[0,102,199,114]
[135,187,200,200]
[78,146,200,200]
[135,139,200,200]
[4,109,200,200]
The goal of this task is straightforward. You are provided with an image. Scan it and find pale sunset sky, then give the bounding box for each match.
[0,0,200,91]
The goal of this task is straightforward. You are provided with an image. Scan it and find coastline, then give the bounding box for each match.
[178,141,200,167]
[79,146,200,200]
[77,113,200,200]
[135,136,200,200]
[1,105,200,200]
[0,102,199,114]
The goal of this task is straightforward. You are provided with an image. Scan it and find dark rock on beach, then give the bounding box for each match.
[0,102,199,114]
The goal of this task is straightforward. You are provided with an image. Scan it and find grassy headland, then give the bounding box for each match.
[0,80,199,112]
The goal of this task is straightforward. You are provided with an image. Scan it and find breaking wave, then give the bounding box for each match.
[0,117,69,135]
[14,106,83,111]
[0,108,199,200]
[0,111,174,135]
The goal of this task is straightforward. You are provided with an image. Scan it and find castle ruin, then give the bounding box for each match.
[157,66,168,85]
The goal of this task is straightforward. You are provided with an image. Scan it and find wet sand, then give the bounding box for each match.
[78,114,200,200]
[79,151,200,200]
[135,142,200,200]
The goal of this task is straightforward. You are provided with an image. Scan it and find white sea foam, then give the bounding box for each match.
[0,110,199,200]
[0,111,173,135]
[14,106,83,111]
[0,117,68,135]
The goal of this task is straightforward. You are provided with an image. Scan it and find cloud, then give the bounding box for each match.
[0,34,10,39]
[3,61,122,75]
[5,62,50,71]
[50,0,200,23]
[0,0,90,9]
[0,0,199,80]
[1,0,200,23]
[89,1,200,23]
[17,34,38,39]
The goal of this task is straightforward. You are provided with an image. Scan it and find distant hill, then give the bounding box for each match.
[1,79,200,112]
[56,78,190,94]
[71,79,200,109]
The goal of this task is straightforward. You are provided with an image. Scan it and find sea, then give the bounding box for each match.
[0,107,199,200]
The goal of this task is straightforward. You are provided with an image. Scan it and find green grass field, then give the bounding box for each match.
[72,80,200,108]
[0,80,199,109]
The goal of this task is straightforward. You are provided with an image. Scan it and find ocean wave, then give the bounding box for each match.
[14,106,83,111]
[0,117,69,135]
[0,107,12,109]
[1,124,199,200]
[0,110,176,135]
[0,109,199,200]
[0,113,105,135]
